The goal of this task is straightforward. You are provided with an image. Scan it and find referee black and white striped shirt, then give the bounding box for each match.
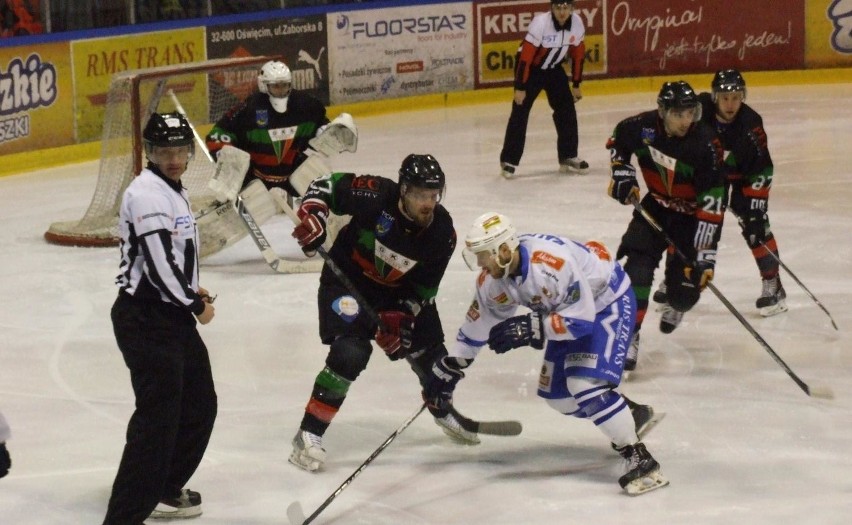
[115,166,206,316]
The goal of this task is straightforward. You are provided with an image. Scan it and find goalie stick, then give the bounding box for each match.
[632,200,834,400]
[287,404,427,525]
[277,195,524,435]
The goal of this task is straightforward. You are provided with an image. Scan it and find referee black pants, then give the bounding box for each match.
[103,293,217,525]
[500,66,579,167]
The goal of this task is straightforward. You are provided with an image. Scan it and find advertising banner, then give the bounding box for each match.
[805,0,852,67]
[206,15,330,105]
[328,4,474,104]
[606,0,805,76]
[0,42,73,154]
[476,0,605,88]
[72,28,206,142]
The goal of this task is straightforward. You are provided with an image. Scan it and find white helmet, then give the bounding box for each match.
[257,60,292,113]
[462,212,519,271]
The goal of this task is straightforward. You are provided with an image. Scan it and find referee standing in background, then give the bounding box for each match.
[103,112,218,524]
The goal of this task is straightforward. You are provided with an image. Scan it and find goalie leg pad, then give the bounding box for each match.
[195,179,277,259]
[240,179,278,224]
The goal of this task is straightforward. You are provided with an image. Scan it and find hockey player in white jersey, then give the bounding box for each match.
[423,212,668,495]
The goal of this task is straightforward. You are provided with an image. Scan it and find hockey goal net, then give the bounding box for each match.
[44,56,271,247]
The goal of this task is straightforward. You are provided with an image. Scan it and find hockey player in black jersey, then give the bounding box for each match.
[288,154,463,472]
[705,69,785,315]
[654,70,785,316]
[606,81,725,372]
[205,60,330,195]
[104,113,218,524]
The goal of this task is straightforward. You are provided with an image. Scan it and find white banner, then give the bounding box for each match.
[328,4,474,104]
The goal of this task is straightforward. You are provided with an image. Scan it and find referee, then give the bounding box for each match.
[103,112,217,524]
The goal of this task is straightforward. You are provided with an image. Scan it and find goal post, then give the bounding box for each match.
[44,56,272,247]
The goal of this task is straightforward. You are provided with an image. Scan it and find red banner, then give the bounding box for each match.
[606,0,805,75]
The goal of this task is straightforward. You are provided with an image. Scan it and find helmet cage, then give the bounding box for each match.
[257,61,292,112]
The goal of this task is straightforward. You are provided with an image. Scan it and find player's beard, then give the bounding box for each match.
[410,205,434,227]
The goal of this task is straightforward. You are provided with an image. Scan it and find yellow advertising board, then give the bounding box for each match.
[805,0,852,67]
[72,27,207,142]
[0,42,74,155]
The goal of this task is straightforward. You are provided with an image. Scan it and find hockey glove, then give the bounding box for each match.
[488,311,545,354]
[292,199,329,256]
[423,356,467,417]
[0,442,10,478]
[741,207,769,246]
[375,310,416,359]
[608,163,640,204]
[684,249,716,290]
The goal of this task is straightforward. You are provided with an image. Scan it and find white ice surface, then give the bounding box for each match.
[1,83,851,524]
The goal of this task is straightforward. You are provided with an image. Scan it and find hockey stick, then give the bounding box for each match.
[167,89,320,274]
[276,193,523,434]
[632,201,834,400]
[731,211,838,330]
[287,404,427,525]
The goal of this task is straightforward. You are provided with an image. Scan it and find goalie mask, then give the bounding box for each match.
[142,112,195,160]
[462,212,519,273]
[257,60,292,113]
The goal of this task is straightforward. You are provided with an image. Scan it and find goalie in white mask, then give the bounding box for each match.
[423,212,669,496]
[205,59,344,197]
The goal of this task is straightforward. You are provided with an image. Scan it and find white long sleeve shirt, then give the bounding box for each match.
[114,167,204,315]
[452,234,630,360]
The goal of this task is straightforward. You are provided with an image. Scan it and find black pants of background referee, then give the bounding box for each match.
[500,66,579,167]
[103,292,217,525]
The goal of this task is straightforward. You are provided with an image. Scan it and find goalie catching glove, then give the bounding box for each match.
[488,311,545,353]
[608,163,640,204]
[292,199,329,256]
[422,356,468,417]
[684,249,716,290]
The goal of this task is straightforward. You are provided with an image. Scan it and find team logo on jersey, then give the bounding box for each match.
[255,109,269,127]
[332,295,360,322]
[648,145,679,194]
[565,282,581,305]
[641,127,656,144]
[465,299,480,321]
[492,292,510,304]
[352,239,415,285]
[375,211,395,238]
[268,126,298,162]
[531,250,565,270]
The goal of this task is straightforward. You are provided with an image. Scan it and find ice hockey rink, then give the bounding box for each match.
[1,80,851,524]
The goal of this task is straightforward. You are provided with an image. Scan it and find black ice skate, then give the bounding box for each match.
[756,275,788,317]
[659,303,684,334]
[149,488,202,520]
[615,442,669,496]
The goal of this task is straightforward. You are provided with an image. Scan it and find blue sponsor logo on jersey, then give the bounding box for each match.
[641,127,656,144]
[332,295,360,322]
[256,109,269,127]
[375,211,395,238]
[174,214,193,230]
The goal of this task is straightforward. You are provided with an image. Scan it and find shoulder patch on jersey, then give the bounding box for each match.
[255,109,269,127]
[492,292,510,304]
[531,250,565,271]
[549,313,568,334]
[465,299,480,322]
[584,240,611,261]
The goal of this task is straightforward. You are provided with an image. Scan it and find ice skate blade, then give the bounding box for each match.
[623,470,669,496]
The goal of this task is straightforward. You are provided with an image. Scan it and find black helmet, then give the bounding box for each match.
[399,154,445,191]
[143,112,195,157]
[712,69,747,101]
[657,81,699,111]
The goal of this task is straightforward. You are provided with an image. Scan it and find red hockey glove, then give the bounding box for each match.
[375,310,415,359]
[292,199,329,256]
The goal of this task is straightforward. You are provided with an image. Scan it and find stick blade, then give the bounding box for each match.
[287,501,307,525]
[808,385,835,400]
